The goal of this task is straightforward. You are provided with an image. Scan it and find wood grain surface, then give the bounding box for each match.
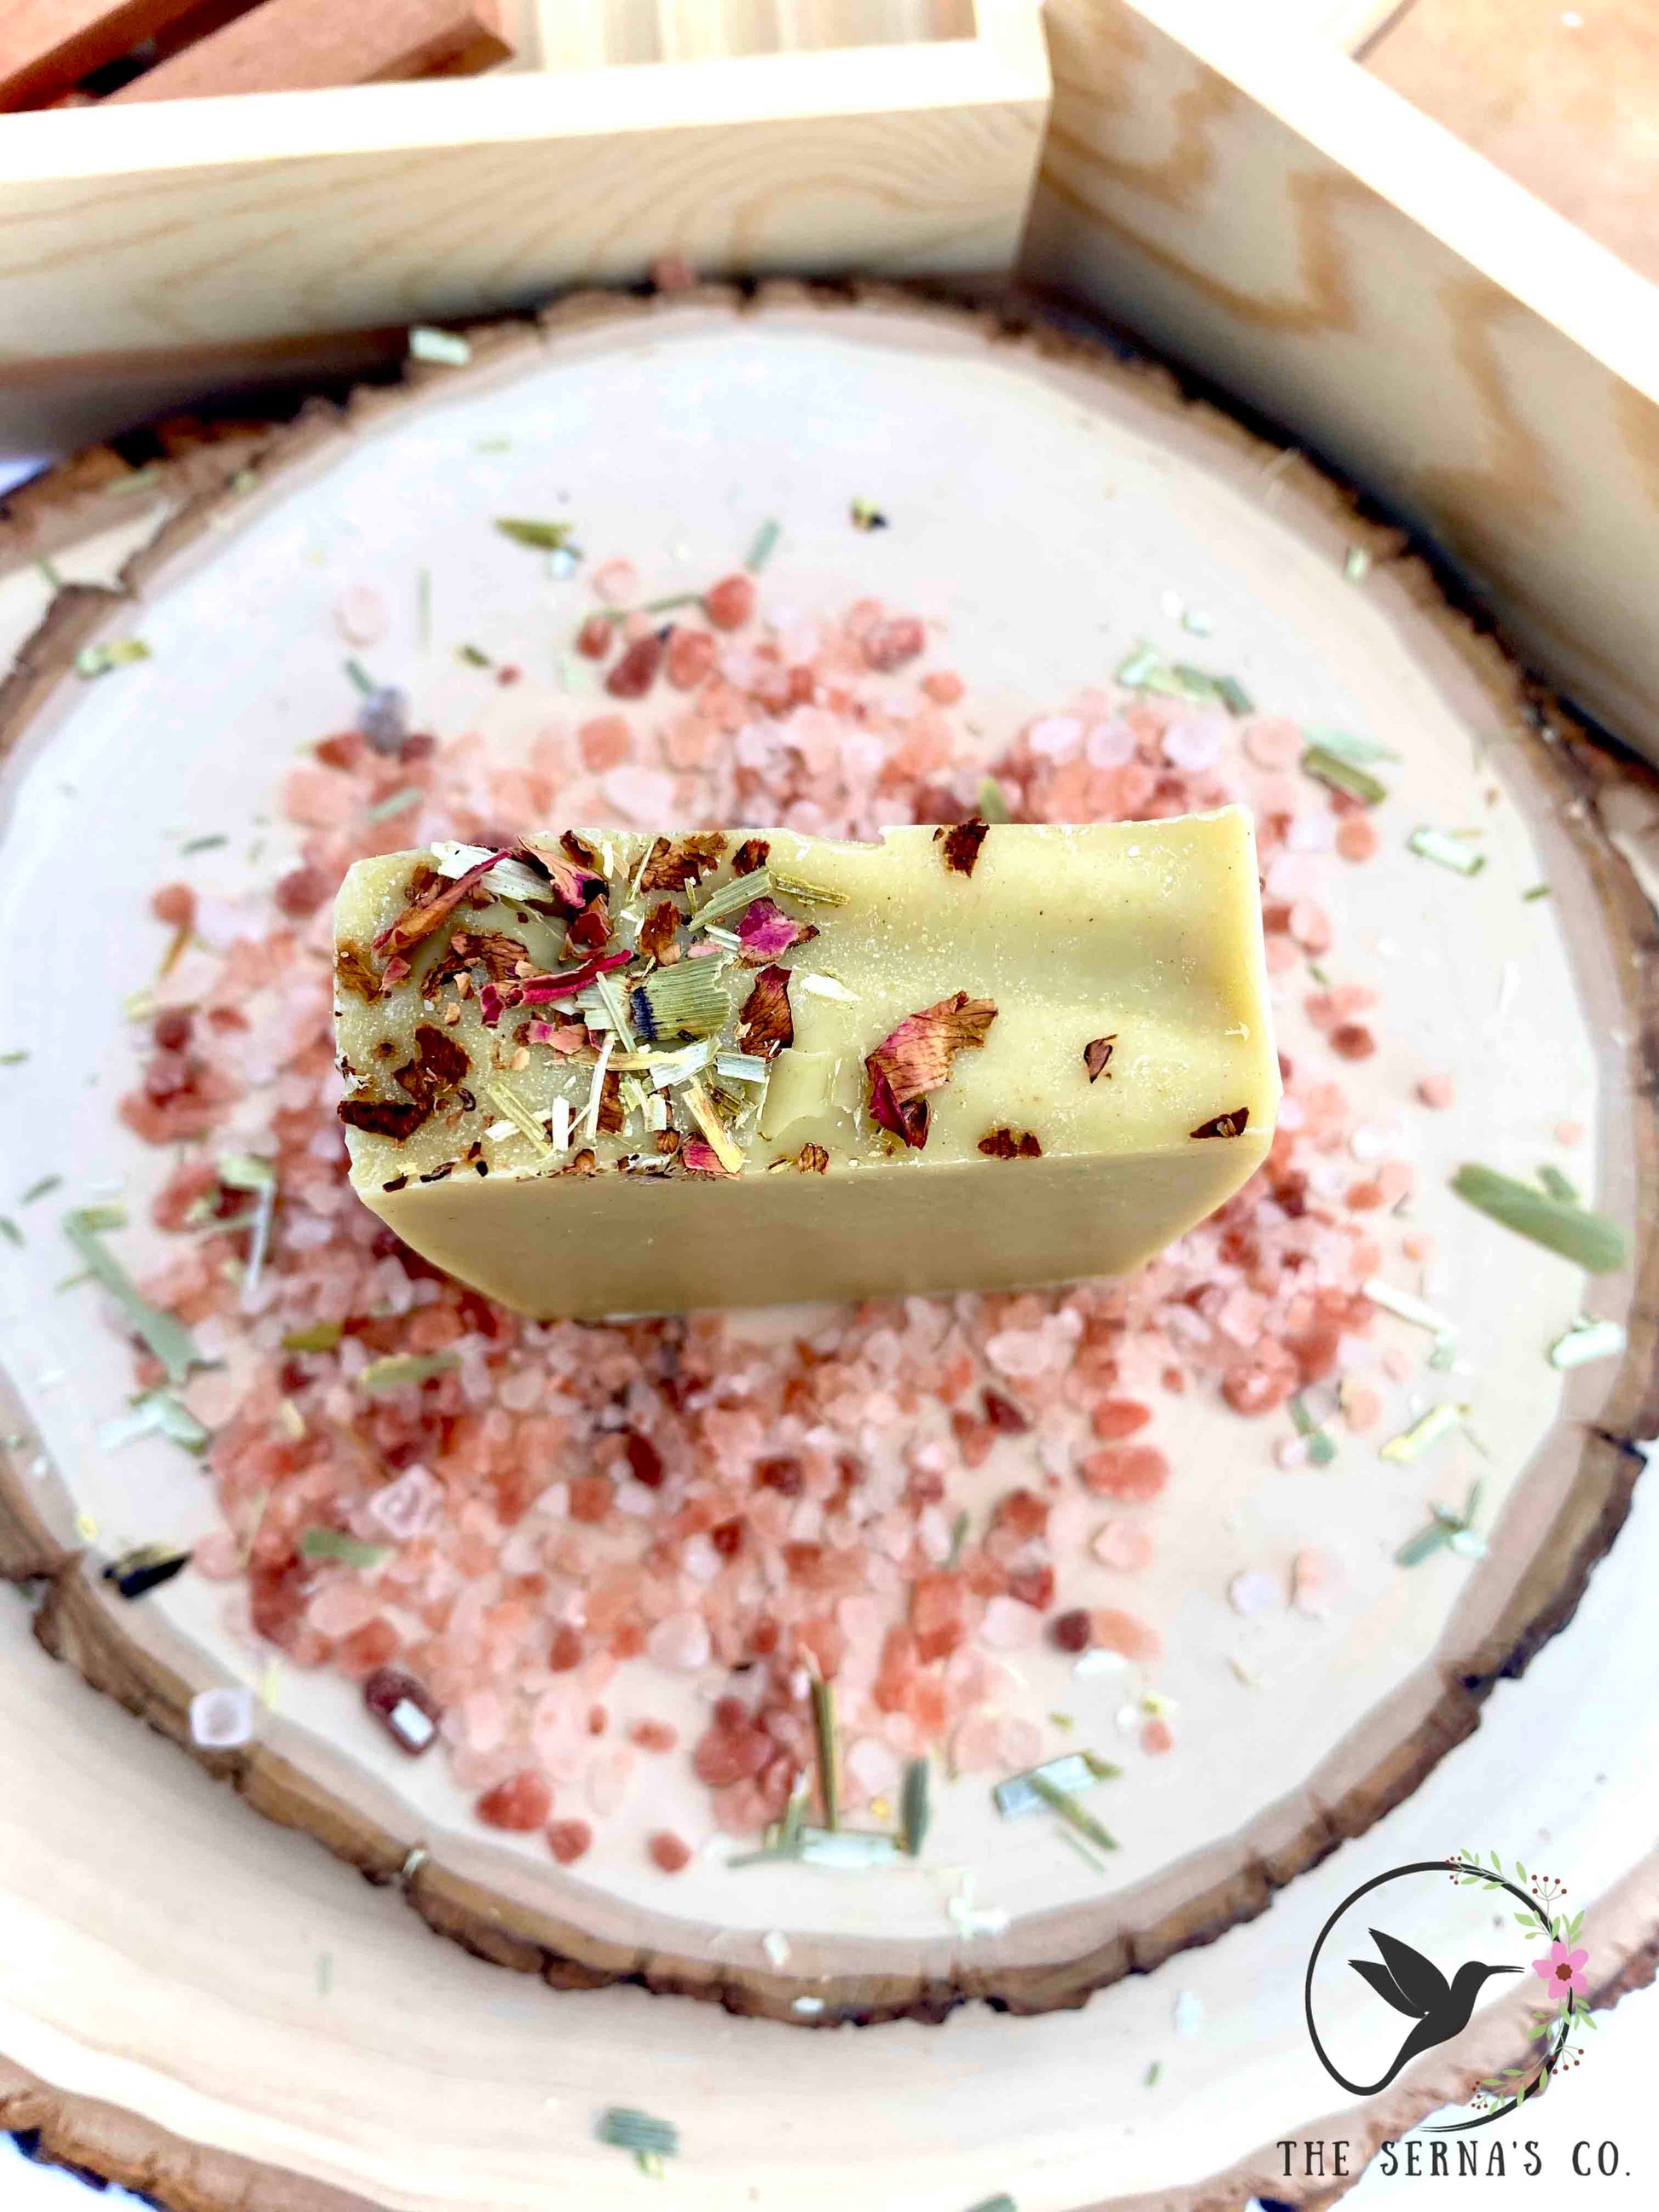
[108,0,512,101]
[1366,0,1659,285]
[1024,0,1659,765]
[0,297,1656,2212]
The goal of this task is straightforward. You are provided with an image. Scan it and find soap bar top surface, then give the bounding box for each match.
[333,814,1275,1199]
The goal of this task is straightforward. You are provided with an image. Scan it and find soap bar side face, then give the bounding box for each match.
[333,816,1278,1314]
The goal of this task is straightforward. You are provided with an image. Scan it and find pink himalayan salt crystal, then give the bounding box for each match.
[307,1576,384,1637]
[1289,900,1332,955]
[591,557,639,606]
[1417,1072,1456,1110]
[978,1594,1043,1649]
[1141,1715,1175,1757]
[1161,713,1226,774]
[587,1747,634,1816]
[600,764,675,822]
[1091,1608,1162,1663]
[367,1465,443,1540]
[192,1529,244,1580]
[996,1714,1043,1771]
[1373,1162,1413,1209]
[578,715,632,772]
[334,586,386,646]
[844,1734,902,1799]
[1091,1521,1153,1573]
[951,1710,1006,1773]
[1554,1120,1586,1147]
[1341,1384,1383,1433]
[647,1612,712,1671]
[476,1772,552,1830]
[1292,1548,1338,1617]
[1244,716,1304,771]
[1028,715,1083,760]
[1085,718,1136,769]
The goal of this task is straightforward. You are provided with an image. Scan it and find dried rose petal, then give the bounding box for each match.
[737,963,793,1057]
[680,1139,730,1175]
[335,942,382,1001]
[978,1127,1041,1159]
[1190,1108,1250,1140]
[937,818,989,877]
[867,993,997,1107]
[394,1022,470,1108]
[338,1093,431,1141]
[868,1067,928,1149]
[373,849,510,963]
[735,897,818,963]
[639,832,727,892]
[639,900,681,964]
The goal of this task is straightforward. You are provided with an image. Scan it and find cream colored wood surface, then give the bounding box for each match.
[1023,0,1659,759]
[0,2,1047,405]
[0,288,1656,2209]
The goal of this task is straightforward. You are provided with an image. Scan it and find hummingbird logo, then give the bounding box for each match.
[1302,1857,1581,2130]
[1341,1926,1522,2094]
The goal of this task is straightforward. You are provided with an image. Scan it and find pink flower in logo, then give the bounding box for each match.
[1532,1938,1588,2003]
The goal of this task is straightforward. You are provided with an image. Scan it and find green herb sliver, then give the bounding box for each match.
[494,517,575,552]
[1409,825,1485,876]
[356,1351,460,1394]
[811,1675,841,1831]
[597,2105,679,2178]
[1290,1393,1337,1465]
[63,1206,199,1383]
[1030,1771,1119,1854]
[901,1757,930,1857]
[1302,745,1386,806]
[1451,1164,1626,1273]
[299,1527,388,1569]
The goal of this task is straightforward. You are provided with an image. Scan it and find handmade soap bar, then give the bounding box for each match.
[333,815,1278,1316]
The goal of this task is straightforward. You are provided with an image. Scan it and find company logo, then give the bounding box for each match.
[1304,1851,1593,2129]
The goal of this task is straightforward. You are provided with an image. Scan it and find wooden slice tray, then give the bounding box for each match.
[2,286,1657,2209]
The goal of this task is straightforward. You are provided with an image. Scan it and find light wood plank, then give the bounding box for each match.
[1022,0,1659,755]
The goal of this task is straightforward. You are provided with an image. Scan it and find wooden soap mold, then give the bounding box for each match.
[1,288,1656,2067]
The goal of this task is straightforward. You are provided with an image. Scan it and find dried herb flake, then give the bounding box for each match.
[300,1528,390,1568]
[1451,1163,1625,1273]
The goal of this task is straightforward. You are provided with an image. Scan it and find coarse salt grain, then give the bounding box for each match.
[190,1684,255,1749]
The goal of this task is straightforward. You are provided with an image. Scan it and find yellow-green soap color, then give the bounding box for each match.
[334,814,1279,1317]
